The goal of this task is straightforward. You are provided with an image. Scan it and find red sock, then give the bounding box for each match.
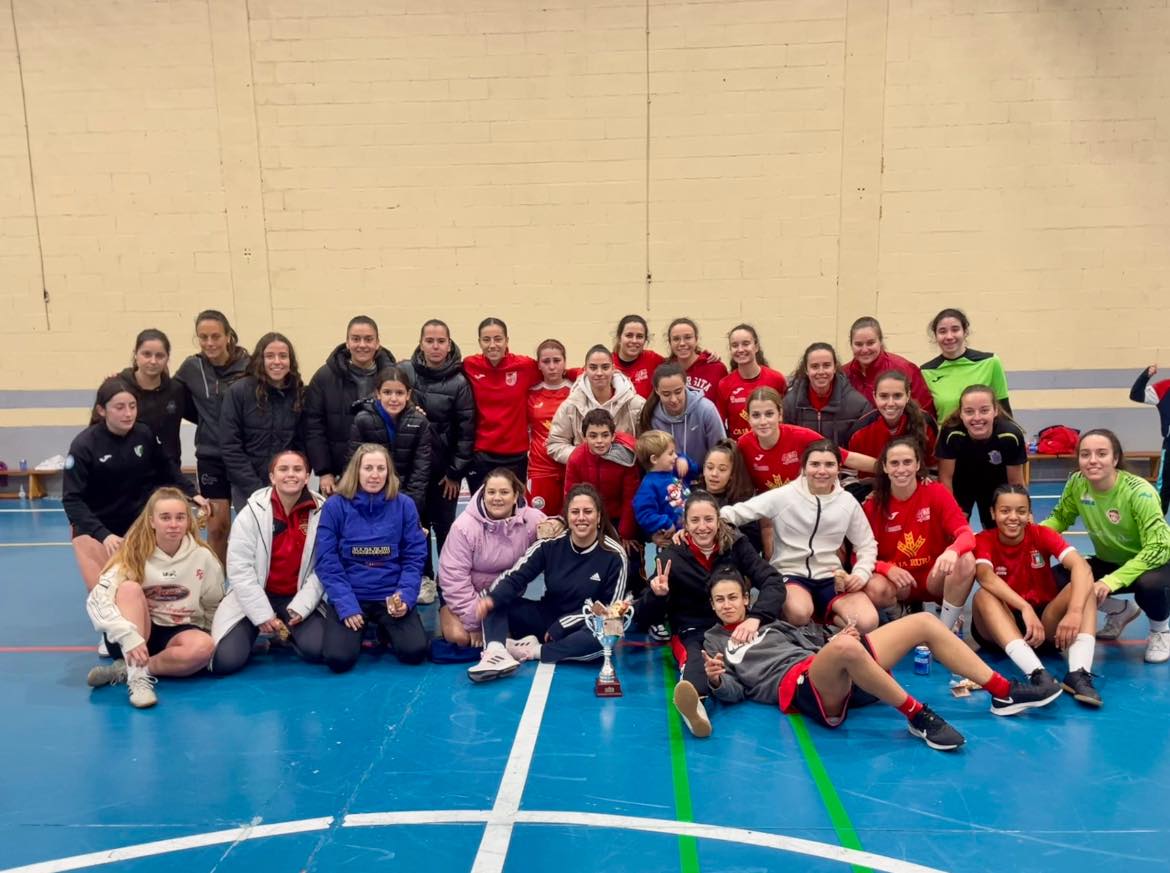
[896,694,923,719]
[982,672,1011,698]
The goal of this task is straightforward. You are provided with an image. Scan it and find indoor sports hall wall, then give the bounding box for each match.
[1,0,1167,460]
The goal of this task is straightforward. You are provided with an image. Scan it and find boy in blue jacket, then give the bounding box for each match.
[633,430,699,540]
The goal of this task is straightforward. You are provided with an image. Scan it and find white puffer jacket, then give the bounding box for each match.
[545,370,645,465]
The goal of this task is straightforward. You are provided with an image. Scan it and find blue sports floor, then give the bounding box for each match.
[1,485,1168,873]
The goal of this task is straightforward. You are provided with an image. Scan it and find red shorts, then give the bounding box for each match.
[526,475,564,516]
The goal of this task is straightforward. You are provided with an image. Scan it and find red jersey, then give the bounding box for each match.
[612,349,664,399]
[266,490,315,597]
[527,382,571,478]
[716,367,789,440]
[737,425,844,493]
[847,412,938,478]
[863,481,974,578]
[975,524,1073,606]
[672,350,728,404]
[843,350,936,417]
[463,352,541,455]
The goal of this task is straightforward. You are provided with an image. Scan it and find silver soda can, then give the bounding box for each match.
[913,645,932,675]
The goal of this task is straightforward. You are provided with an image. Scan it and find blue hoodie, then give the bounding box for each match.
[633,468,698,536]
[314,489,427,619]
[648,386,726,463]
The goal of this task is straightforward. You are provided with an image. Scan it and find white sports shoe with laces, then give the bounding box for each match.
[126,666,158,708]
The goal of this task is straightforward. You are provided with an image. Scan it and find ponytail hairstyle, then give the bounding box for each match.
[928,307,970,341]
[706,566,750,597]
[89,376,138,426]
[991,483,1032,511]
[100,487,217,581]
[194,309,243,363]
[1077,428,1127,472]
[246,332,305,413]
[613,314,651,360]
[870,436,927,518]
[374,364,416,410]
[849,316,885,348]
[640,361,687,432]
[940,383,1015,433]
[727,323,769,367]
[418,318,451,343]
[800,438,841,467]
[130,328,171,372]
[873,370,930,453]
[536,338,566,359]
[789,341,840,388]
[746,386,784,419]
[563,483,620,546]
[682,490,739,553]
[699,439,754,504]
[478,317,509,338]
[667,317,701,357]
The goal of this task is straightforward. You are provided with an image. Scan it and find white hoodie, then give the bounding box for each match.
[545,370,645,465]
[87,534,225,653]
[720,477,876,582]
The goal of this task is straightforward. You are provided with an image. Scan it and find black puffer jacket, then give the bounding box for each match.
[174,351,251,461]
[782,373,874,448]
[347,398,433,517]
[304,343,396,478]
[115,368,187,464]
[399,343,475,483]
[220,376,306,493]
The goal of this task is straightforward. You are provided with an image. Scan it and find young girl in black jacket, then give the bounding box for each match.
[347,365,433,518]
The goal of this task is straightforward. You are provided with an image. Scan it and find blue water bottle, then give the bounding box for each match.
[19,458,27,472]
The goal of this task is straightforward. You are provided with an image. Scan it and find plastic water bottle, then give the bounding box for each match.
[948,617,965,687]
[18,459,27,472]
[18,485,26,500]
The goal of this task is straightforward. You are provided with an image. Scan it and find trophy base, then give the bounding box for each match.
[595,677,623,698]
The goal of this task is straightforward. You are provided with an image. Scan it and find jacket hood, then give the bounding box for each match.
[409,341,465,380]
[604,431,637,467]
[151,533,199,564]
[791,473,846,504]
[565,369,638,413]
[658,386,707,424]
[246,485,325,513]
[118,366,174,392]
[325,342,395,378]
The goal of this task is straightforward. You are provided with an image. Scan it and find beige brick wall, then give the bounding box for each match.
[0,0,1168,393]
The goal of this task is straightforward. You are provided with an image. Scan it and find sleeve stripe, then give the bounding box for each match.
[1056,546,1076,563]
[974,558,993,567]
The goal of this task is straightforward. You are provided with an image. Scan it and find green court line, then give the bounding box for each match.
[661,649,701,873]
[787,713,873,873]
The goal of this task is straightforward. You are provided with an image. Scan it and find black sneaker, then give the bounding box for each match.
[907,704,965,751]
[990,672,1062,716]
[1061,668,1102,707]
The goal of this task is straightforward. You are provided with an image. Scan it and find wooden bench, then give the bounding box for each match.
[1026,451,1161,484]
[0,469,49,499]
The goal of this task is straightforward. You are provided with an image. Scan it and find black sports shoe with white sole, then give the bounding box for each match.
[990,671,1062,716]
[907,705,965,751]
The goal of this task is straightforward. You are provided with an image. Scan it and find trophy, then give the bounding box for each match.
[582,598,634,697]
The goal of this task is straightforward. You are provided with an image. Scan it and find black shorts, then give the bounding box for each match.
[971,603,1054,654]
[785,575,845,623]
[780,633,880,727]
[196,457,231,500]
[104,623,202,660]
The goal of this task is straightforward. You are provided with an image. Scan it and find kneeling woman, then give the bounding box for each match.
[720,441,880,632]
[438,469,549,648]
[639,491,786,737]
[85,488,225,708]
[971,485,1100,706]
[703,570,1061,749]
[863,437,977,631]
[210,450,328,675]
[468,484,628,682]
[315,443,429,672]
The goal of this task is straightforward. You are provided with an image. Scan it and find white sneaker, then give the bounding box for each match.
[126,666,158,708]
[467,644,520,683]
[417,577,438,605]
[506,635,542,662]
[1144,630,1170,664]
[97,635,110,658]
[672,680,712,738]
[1097,600,1142,640]
[87,659,127,687]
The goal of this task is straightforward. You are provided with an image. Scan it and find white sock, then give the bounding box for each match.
[1004,638,1044,676]
[938,600,963,630]
[1150,618,1170,633]
[1067,633,1096,673]
[485,640,506,654]
[1100,596,1127,615]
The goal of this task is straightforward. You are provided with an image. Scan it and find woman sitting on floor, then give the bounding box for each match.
[85,487,224,708]
[702,569,1061,750]
[209,450,328,675]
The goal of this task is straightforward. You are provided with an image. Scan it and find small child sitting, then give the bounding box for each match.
[563,409,640,543]
[633,430,698,540]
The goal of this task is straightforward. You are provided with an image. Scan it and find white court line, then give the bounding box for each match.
[0,816,334,873]
[0,542,70,547]
[470,660,556,873]
[0,508,64,513]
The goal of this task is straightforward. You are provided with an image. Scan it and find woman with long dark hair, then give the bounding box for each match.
[843,316,934,416]
[611,314,664,399]
[920,307,1011,421]
[716,323,787,441]
[666,317,728,404]
[783,342,873,448]
[114,329,186,464]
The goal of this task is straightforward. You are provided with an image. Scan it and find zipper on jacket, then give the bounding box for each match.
[805,494,822,578]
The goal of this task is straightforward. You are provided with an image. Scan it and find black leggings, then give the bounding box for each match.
[465,451,528,500]
[1088,556,1170,623]
[424,481,459,582]
[210,594,326,675]
[321,600,428,673]
[672,626,711,697]
[482,599,602,663]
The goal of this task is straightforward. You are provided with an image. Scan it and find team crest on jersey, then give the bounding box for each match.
[1030,550,1045,569]
[634,368,648,382]
[531,496,546,510]
[897,531,926,558]
[765,474,785,490]
[134,444,144,458]
[195,568,205,581]
[1107,509,1122,524]
[988,450,1003,465]
[915,507,931,522]
[505,372,518,387]
[165,400,177,414]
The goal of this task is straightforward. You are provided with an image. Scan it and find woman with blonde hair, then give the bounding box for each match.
[85,487,225,708]
[315,443,429,672]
